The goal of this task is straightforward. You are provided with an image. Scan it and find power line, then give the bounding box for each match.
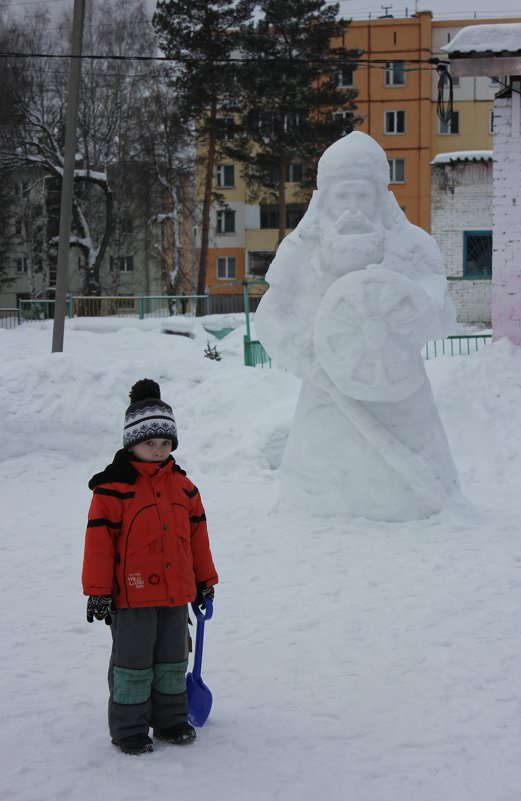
[7,0,70,5]
[0,49,449,67]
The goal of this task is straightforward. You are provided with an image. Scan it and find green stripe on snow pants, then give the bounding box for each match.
[108,605,189,743]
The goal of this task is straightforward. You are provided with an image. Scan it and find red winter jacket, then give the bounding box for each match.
[82,450,218,608]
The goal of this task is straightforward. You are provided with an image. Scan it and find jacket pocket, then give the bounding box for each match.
[171,503,190,540]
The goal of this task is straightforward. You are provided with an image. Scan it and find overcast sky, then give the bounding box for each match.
[7,0,521,24]
[339,0,521,20]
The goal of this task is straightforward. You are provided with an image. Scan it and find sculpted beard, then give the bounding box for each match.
[319,210,385,277]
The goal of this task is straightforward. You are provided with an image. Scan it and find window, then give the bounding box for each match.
[247,251,274,278]
[14,218,23,236]
[333,110,354,134]
[260,205,278,229]
[16,256,27,273]
[284,112,303,132]
[110,256,134,272]
[119,217,133,235]
[216,116,235,141]
[257,111,276,138]
[286,204,304,229]
[384,61,405,86]
[216,209,236,234]
[216,256,236,279]
[260,204,305,229]
[450,71,460,87]
[216,164,235,188]
[463,231,492,278]
[287,162,305,183]
[254,110,304,139]
[489,110,494,134]
[439,111,459,135]
[388,158,405,183]
[384,110,405,134]
[336,66,354,87]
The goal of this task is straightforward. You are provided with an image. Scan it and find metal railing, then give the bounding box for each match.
[14,295,493,368]
[18,295,209,322]
[0,308,19,329]
[243,333,493,370]
[423,333,492,360]
[243,336,272,368]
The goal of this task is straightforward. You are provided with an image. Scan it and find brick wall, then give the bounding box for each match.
[492,84,521,344]
[431,159,492,324]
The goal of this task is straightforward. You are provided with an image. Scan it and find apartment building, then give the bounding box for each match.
[203,11,519,310]
[0,166,193,310]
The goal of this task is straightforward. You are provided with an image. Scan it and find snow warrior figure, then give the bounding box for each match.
[255,131,460,521]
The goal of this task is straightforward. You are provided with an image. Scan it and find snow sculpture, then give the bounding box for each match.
[255,131,460,521]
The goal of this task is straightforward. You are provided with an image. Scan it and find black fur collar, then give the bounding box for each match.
[89,449,185,489]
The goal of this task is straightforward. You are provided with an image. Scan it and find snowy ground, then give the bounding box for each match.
[1,317,521,801]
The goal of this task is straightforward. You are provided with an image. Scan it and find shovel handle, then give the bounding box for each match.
[189,597,213,680]
[191,596,214,621]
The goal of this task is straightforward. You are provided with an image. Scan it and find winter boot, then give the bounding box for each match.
[111,733,153,755]
[154,722,197,745]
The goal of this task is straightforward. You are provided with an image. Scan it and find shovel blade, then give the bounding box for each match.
[186,671,213,727]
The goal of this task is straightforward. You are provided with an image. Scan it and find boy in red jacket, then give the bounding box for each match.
[82,379,218,755]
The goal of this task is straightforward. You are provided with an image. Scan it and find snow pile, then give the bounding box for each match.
[1,319,521,801]
[431,150,494,164]
[442,23,521,54]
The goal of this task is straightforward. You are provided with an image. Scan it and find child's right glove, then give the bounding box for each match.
[86,595,113,625]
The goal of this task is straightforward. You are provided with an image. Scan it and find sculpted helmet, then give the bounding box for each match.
[316,131,391,190]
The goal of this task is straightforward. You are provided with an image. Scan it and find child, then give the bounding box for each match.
[82,378,218,755]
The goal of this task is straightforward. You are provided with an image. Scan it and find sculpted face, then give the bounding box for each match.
[323,179,380,224]
[319,177,385,277]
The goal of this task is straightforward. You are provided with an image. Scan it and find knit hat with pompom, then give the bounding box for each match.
[123,379,178,451]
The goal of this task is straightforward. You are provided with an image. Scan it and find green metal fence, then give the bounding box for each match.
[243,336,272,368]
[16,293,492,369]
[0,308,19,329]
[19,295,209,322]
[423,333,492,360]
[243,333,493,370]
[19,299,59,320]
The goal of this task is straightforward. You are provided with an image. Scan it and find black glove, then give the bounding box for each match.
[86,595,113,625]
[195,583,215,610]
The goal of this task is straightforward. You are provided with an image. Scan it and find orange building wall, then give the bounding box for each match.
[206,247,245,294]
[341,11,433,229]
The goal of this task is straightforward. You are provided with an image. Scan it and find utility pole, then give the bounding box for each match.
[51,0,85,353]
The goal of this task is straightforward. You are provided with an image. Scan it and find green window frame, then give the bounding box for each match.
[463,231,492,279]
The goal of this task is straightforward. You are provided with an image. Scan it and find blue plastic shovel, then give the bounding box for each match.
[186,596,214,727]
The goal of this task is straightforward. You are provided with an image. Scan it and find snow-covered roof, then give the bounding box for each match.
[442,24,521,56]
[431,150,494,165]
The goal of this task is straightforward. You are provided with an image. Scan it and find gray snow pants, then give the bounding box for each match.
[108,605,189,743]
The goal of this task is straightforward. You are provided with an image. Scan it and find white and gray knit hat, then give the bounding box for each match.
[123,379,178,451]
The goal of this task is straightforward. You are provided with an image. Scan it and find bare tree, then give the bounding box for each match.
[0,0,165,298]
[136,72,196,299]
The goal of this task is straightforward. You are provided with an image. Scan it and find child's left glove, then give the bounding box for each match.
[86,595,114,625]
[195,583,215,610]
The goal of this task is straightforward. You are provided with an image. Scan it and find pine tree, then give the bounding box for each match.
[229,0,362,246]
[153,0,255,295]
